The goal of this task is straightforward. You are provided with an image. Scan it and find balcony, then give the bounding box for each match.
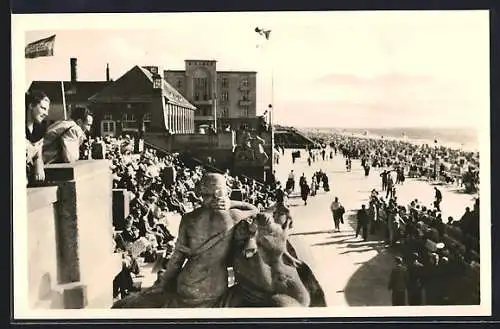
[239,99,252,107]
[191,98,213,106]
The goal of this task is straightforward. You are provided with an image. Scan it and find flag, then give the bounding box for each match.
[255,27,271,40]
[25,35,56,59]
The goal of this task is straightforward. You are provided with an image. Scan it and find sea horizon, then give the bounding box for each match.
[296,126,479,152]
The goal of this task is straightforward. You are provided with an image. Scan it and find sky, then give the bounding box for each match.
[18,11,490,129]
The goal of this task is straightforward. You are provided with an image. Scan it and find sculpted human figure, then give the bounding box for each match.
[250,135,269,165]
[112,173,259,308]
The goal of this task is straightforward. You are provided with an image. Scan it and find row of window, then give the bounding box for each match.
[219,91,251,102]
[101,107,252,134]
[174,77,251,90]
[220,77,249,89]
[103,112,151,122]
[190,91,253,103]
[216,107,250,117]
[101,120,152,133]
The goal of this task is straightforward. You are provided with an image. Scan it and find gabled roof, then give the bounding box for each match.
[88,66,156,103]
[138,66,196,110]
[88,65,196,110]
[28,81,109,103]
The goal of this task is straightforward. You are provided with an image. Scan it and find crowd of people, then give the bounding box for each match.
[322,134,480,194]
[107,146,281,299]
[25,89,482,307]
[99,141,285,300]
[381,193,481,305]
[24,89,283,301]
[280,135,481,306]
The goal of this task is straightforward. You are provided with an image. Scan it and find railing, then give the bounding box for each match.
[238,100,252,107]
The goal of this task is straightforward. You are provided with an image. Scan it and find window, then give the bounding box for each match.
[241,90,250,101]
[194,91,200,101]
[219,107,229,118]
[201,106,211,116]
[122,113,136,129]
[176,79,183,89]
[241,77,249,87]
[143,112,151,132]
[221,77,228,88]
[102,121,115,133]
[103,112,113,120]
[153,77,162,89]
[194,77,209,101]
[241,106,250,117]
[220,91,229,102]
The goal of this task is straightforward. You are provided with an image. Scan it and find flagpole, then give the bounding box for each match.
[255,26,275,167]
[61,81,67,120]
[269,46,275,155]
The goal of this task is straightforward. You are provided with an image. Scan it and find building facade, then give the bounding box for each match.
[164,60,257,129]
[88,65,196,137]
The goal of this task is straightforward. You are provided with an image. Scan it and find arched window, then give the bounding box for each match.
[193,68,210,101]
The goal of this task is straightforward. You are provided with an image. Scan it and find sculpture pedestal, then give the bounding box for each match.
[27,160,122,309]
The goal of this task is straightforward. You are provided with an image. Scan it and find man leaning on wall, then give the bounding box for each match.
[42,107,94,164]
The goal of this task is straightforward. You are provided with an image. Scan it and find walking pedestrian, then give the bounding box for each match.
[363,164,371,177]
[434,187,442,211]
[386,174,394,199]
[330,197,343,232]
[300,178,310,205]
[355,204,369,240]
[286,170,295,193]
[380,170,388,191]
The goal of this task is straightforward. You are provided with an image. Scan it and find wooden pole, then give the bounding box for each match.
[61,81,67,119]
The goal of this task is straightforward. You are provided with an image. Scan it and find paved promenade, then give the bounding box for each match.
[136,149,477,307]
[274,149,477,306]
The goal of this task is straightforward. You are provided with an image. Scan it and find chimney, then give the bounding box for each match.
[70,58,77,83]
[106,63,110,82]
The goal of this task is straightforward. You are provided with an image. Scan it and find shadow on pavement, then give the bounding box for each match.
[341,212,394,306]
[343,249,394,306]
[311,238,353,247]
[290,229,335,236]
[343,241,387,249]
[339,248,378,255]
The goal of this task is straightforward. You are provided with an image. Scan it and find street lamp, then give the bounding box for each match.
[268,104,273,129]
[434,139,438,180]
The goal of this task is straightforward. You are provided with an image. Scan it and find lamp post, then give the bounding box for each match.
[213,91,217,132]
[434,139,438,181]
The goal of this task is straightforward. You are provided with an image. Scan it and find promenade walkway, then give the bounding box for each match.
[274,149,477,306]
[134,149,477,306]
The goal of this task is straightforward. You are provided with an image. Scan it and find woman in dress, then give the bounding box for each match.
[25,90,50,184]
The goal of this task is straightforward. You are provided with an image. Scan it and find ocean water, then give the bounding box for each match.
[306,127,479,152]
